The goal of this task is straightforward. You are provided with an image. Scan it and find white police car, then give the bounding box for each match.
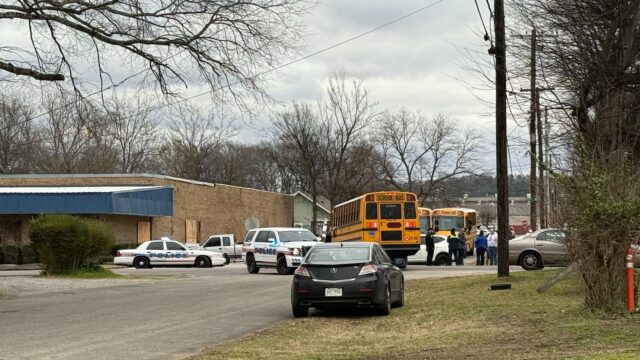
[242,227,320,274]
[114,238,226,269]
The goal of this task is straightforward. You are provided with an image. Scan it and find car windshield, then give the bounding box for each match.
[306,247,370,264]
[433,235,446,244]
[278,230,317,242]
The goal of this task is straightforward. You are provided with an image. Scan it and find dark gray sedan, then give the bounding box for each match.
[291,242,404,317]
[508,229,569,270]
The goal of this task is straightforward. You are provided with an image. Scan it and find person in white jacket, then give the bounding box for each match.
[487,227,498,265]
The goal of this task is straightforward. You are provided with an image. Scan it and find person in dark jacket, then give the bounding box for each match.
[458,228,467,259]
[446,228,458,266]
[474,230,488,266]
[455,228,466,265]
[425,227,435,266]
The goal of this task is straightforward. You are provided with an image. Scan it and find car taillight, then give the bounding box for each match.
[294,266,310,277]
[358,264,377,276]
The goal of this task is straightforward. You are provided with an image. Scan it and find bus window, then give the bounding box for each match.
[366,203,377,219]
[380,204,401,219]
[419,217,429,234]
[404,202,416,219]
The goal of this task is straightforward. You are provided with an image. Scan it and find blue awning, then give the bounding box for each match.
[0,186,173,216]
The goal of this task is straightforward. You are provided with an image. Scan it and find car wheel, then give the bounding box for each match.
[292,305,309,318]
[435,254,449,266]
[376,284,391,316]
[392,280,405,308]
[133,256,149,269]
[520,252,542,271]
[276,256,291,275]
[195,256,211,268]
[246,254,260,274]
[223,253,230,265]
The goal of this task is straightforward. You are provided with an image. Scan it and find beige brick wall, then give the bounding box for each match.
[0,174,294,244]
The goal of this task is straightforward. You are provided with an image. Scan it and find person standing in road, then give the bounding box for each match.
[474,230,488,266]
[447,228,458,266]
[487,227,498,265]
[455,229,466,265]
[458,228,467,259]
[425,227,435,266]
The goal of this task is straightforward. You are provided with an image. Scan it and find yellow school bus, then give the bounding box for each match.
[331,191,421,267]
[418,207,432,237]
[432,208,477,255]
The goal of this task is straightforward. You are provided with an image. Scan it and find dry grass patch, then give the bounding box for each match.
[191,270,640,360]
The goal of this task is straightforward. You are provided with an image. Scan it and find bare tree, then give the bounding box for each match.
[335,140,385,201]
[39,93,96,173]
[509,0,640,312]
[377,109,428,193]
[157,108,236,181]
[419,115,484,204]
[0,0,310,102]
[0,94,39,173]
[107,97,159,173]
[272,102,323,233]
[318,73,378,207]
[377,112,482,204]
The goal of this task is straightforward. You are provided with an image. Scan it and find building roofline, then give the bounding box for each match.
[292,191,331,213]
[0,173,288,197]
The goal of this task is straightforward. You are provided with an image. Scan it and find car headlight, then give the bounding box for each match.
[291,248,301,256]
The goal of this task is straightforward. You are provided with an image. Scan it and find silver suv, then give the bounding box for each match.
[242,227,320,274]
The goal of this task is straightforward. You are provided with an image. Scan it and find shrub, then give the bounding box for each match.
[29,215,115,275]
[0,245,40,265]
[21,244,40,264]
[0,245,18,264]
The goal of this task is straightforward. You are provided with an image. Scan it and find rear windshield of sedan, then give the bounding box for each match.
[306,247,371,264]
[278,230,317,242]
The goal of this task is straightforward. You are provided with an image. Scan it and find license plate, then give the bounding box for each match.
[325,288,342,297]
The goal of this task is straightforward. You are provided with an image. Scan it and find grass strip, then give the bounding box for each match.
[192,270,640,360]
[47,267,123,279]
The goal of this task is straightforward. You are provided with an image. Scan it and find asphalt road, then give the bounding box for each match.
[0,261,521,360]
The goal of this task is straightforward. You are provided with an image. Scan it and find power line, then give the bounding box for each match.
[12,0,449,148]
[474,0,490,39]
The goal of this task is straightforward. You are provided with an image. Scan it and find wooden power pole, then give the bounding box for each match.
[528,28,537,231]
[494,0,509,277]
[537,90,545,228]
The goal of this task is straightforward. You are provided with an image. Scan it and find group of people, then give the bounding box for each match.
[423,226,499,266]
[473,228,498,266]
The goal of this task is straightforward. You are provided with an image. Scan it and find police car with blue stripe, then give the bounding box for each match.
[242,227,320,275]
[114,238,226,269]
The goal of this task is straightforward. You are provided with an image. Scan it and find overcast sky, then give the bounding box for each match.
[235,0,530,173]
[0,0,531,174]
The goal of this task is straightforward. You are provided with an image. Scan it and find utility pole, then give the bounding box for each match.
[544,107,551,227]
[537,90,545,228]
[494,0,509,277]
[528,28,537,231]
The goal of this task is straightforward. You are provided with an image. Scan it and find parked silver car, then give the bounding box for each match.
[508,229,568,270]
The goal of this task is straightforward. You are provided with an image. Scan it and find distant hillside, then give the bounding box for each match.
[438,174,530,198]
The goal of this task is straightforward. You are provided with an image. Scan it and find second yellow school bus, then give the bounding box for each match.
[418,207,432,235]
[432,207,478,255]
[331,191,421,267]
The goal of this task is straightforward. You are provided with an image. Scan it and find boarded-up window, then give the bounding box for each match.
[185,219,199,243]
[137,222,151,244]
